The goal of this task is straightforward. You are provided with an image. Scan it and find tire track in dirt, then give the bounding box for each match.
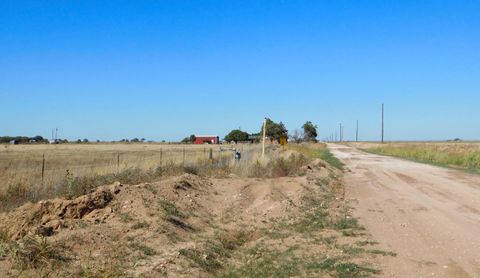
[329,144,480,277]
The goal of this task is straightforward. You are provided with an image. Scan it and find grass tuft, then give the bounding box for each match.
[11,235,69,270]
[129,242,158,256]
[131,221,150,230]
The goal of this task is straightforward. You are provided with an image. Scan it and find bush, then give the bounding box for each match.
[12,235,69,270]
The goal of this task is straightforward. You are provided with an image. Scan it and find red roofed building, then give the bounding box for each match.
[194,135,220,145]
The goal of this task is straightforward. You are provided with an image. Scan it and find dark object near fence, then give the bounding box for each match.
[235,152,241,160]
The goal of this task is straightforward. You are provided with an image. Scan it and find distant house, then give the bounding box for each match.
[194,135,220,145]
[9,140,17,145]
[248,134,261,143]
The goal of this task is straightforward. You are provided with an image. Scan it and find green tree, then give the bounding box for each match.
[182,135,196,144]
[302,121,318,142]
[224,129,249,143]
[260,118,288,143]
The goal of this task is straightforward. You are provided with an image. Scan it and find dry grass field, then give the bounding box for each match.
[0,143,263,211]
[348,141,480,171]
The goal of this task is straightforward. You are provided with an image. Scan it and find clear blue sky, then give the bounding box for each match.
[1,1,479,141]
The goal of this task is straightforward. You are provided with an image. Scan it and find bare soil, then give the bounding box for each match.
[329,144,480,277]
[0,149,391,277]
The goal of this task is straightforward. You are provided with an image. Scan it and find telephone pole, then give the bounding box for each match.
[339,123,342,142]
[356,120,359,142]
[262,118,267,158]
[381,103,385,144]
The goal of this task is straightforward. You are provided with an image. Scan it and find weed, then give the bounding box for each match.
[320,236,337,245]
[294,209,329,233]
[317,148,344,170]
[119,212,135,223]
[268,154,309,177]
[180,248,222,273]
[12,235,69,270]
[334,217,363,230]
[129,242,158,256]
[367,249,397,257]
[217,230,250,251]
[0,228,9,243]
[0,243,8,260]
[159,199,185,218]
[335,262,380,277]
[76,220,89,229]
[356,240,379,246]
[166,216,194,231]
[340,244,364,256]
[307,257,379,277]
[223,247,300,278]
[131,221,150,230]
[306,257,340,272]
[342,230,359,237]
[183,165,199,175]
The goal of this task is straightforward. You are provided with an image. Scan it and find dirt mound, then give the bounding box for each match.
[0,172,218,276]
[0,152,377,278]
[0,185,118,240]
[0,173,211,241]
[173,173,212,191]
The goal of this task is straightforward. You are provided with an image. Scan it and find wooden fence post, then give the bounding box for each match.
[41,153,45,185]
[117,152,120,173]
[183,148,186,166]
[160,149,163,167]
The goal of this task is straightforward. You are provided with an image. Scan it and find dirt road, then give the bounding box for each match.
[329,144,480,277]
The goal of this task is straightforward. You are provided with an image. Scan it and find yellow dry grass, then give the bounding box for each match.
[0,143,260,195]
[349,142,480,170]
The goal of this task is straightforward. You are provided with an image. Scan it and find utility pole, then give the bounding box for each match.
[339,123,343,142]
[262,118,267,158]
[356,120,359,142]
[381,103,385,144]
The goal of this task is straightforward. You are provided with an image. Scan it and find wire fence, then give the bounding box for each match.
[0,144,266,190]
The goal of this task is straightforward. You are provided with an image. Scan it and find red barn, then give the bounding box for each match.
[194,135,220,144]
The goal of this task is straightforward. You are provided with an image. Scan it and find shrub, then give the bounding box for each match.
[12,235,69,270]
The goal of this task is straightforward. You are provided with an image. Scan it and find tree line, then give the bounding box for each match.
[223,119,318,143]
[0,136,50,144]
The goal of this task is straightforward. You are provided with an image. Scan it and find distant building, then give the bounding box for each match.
[248,134,261,143]
[9,140,17,145]
[194,135,220,145]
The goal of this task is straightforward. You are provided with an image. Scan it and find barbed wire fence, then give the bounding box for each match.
[0,144,268,190]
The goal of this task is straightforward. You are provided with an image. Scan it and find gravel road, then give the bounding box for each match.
[329,144,480,277]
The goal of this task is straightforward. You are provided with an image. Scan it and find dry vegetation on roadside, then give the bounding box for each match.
[0,144,261,211]
[351,142,480,172]
[0,144,391,277]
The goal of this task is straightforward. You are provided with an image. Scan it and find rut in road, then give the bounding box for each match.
[329,144,480,278]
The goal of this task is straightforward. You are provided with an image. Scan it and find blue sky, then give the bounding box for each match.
[1,1,479,141]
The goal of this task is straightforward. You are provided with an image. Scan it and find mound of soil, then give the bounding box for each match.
[0,173,211,241]
[0,156,381,278]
